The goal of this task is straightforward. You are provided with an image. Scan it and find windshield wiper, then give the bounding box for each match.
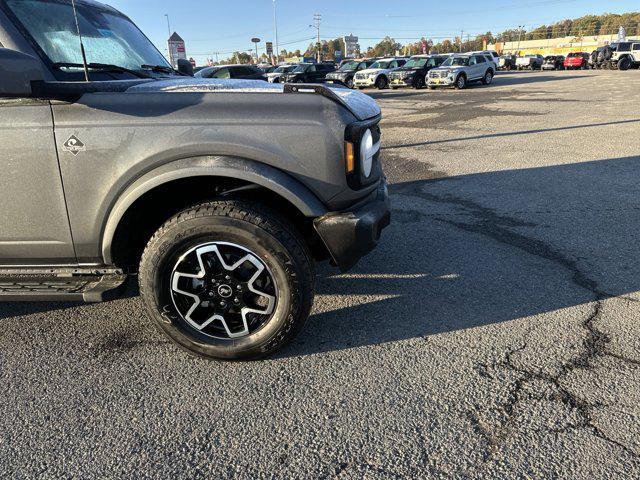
[53,62,151,79]
[141,64,185,76]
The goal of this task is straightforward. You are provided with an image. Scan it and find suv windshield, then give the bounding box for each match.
[2,0,171,80]
[404,58,428,68]
[339,61,360,71]
[292,64,310,73]
[443,57,469,67]
[370,60,392,69]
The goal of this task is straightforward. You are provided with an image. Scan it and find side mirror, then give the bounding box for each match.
[0,48,44,97]
[177,58,194,77]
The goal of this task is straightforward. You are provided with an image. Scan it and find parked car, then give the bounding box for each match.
[472,50,500,70]
[499,55,518,70]
[542,55,565,70]
[0,0,389,361]
[389,54,448,89]
[612,42,640,70]
[195,65,267,81]
[281,62,336,83]
[267,64,299,83]
[353,57,408,90]
[325,59,375,89]
[516,54,544,70]
[428,54,496,89]
[564,52,590,70]
[590,45,616,69]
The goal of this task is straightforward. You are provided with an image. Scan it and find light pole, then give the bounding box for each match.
[251,38,261,64]
[517,25,524,55]
[164,14,171,37]
[272,0,279,64]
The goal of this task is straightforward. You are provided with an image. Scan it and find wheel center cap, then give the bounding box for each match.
[217,284,233,299]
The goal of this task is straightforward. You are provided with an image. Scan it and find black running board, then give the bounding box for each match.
[0,273,129,303]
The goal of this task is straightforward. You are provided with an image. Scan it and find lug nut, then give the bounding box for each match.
[220,301,227,308]
[233,298,240,304]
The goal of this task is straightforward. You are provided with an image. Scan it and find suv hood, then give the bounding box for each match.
[359,68,387,75]
[126,78,381,121]
[433,66,462,72]
[328,70,356,76]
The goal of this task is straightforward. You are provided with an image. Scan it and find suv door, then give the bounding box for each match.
[470,56,483,79]
[306,64,319,82]
[0,98,76,265]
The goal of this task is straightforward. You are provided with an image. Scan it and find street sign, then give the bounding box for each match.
[266,42,273,56]
[251,37,261,44]
[168,32,186,68]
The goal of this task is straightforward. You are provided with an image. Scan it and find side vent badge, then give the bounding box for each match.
[62,135,86,156]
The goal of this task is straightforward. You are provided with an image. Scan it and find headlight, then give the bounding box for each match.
[345,122,381,189]
[360,129,376,178]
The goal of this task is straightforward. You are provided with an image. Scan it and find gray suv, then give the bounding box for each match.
[0,0,390,360]
[428,54,496,89]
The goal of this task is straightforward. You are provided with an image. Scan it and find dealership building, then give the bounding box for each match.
[492,33,640,56]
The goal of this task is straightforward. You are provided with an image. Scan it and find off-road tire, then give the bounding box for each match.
[139,200,315,361]
[618,57,631,71]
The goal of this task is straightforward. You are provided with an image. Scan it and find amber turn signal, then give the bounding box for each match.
[345,141,355,174]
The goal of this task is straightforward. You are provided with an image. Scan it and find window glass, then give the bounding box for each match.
[4,0,169,74]
[213,68,231,79]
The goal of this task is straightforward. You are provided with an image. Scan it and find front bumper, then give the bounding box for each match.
[390,76,414,87]
[314,180,391,272]
[427,77,454,86]
[354,76,376,87]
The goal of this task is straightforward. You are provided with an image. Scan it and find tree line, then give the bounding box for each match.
[218,12,639,64]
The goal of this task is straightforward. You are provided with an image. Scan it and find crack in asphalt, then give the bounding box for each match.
[395,186,640,460]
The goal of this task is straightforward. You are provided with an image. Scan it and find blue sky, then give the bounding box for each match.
[106,0,638,64]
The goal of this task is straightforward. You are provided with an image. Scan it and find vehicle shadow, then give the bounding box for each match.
[367,72,593,100]
[381,119,640,150]
[281,155,640,358]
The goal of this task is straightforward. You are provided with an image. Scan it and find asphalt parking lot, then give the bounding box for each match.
[1,69,640,478]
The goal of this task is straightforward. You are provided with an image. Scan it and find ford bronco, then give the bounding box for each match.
[0,0,390,360]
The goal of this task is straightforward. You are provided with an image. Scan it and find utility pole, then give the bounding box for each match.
[313,13,322,63]
[460,30,464,52]
[273,0,280,64]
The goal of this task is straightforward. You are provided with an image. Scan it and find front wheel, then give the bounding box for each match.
[139,200,315,361]
[375,76,388,90]
[455,75,467,89]
[346,77,355,89]
[414,76,425,89]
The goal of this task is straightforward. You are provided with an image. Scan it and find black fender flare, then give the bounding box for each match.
[101,155,328,264]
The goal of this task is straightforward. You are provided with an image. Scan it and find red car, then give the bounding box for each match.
[564,52,590,69]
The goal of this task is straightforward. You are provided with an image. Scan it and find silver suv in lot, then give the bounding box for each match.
[428,54,496,89]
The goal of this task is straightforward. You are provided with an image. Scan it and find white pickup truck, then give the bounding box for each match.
[516,54,544,70]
